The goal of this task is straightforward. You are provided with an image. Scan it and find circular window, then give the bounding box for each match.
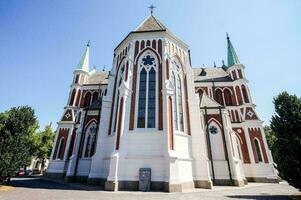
[209,126,218,134]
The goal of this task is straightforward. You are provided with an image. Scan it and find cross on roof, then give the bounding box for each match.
[148,4,156,15]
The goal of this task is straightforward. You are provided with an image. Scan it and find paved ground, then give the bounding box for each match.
[0,177,300,200]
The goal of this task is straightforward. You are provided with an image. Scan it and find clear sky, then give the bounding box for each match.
[0,0,300,129]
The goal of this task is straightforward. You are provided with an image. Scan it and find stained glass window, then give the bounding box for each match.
[177,74,184,131]
[147,68,156,128]
[84,123,97,158]
[172,72,178,131]
[137,68,147,128]
[172,63,185,132]
[137,53,156,129]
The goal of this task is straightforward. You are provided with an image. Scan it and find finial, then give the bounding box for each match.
[87,40,91,47]
[93,65,96,70]
[102,65,106,71]
[148,4,156,15]
[214,62,216,68]
[226,32,230,40]
[222,60,225,65]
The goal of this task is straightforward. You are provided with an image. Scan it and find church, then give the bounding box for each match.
[46,12,278,192]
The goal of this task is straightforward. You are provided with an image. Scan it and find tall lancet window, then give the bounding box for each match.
[113,65,125,132]
[84,122,97,158]
[137,53,157,128]
[172,63,184,132]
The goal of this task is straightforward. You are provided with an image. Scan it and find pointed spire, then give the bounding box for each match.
[227,33,240,67]
[76,41,90,72]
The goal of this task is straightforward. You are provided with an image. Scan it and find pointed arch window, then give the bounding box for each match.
[57,137,65,160]
[113,65,125,132]
[92,92,99,104]
[84,92,91,107]
[69,89,76,106]
[224,89,233,106]
[171,63,184,132]
[241,85,250,103]
[215,89,224,106]
[137,53,157,128]
[84,122,97,158]
[254,138,263,162]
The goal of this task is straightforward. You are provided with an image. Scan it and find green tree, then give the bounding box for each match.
[33,125,55,172]
[0,106,38,183]
[263,125,277,151]
[271,92,301,189]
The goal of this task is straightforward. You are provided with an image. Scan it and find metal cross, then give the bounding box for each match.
[148,4,156,15]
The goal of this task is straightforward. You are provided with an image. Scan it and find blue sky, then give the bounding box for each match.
[0,0,300,129]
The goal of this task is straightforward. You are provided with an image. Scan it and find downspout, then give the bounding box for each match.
[219,107,233,185]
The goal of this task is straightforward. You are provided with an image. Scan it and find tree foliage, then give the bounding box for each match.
[32,125,55,170]
[270,92,301,189]
[0,106,38,182]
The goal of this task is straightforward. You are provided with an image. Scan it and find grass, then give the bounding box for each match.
[0,185,15,191]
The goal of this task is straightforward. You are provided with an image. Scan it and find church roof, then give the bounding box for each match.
[134,15,166,32]
[193,67,232,82]
[86,71,109,85]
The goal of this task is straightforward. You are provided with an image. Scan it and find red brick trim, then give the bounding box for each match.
[125,61,129,82]
[152,40,156,50]
[140,40,145,50]
[168,96,174,150]
[146,40,150,47]
[233,128,250,163]
[184,75,191,135]
[134,41,139,59]
[53,128,69,160]
[249,128,269,163]
[165,59,169,80]
[235,86,243,105]
[116,97,124,150]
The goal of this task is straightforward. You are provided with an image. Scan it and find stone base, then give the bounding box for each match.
[105,181,118,191]
[104,181,195,192]
[73,176,88,183]
[45,172,65,179]
[87,178,106,186]
[233,179,245,187]
[166,183,182,192]
[194,180,213,189]
[213,179,234,186]
[64,175,74,183]
[246,177,279,183]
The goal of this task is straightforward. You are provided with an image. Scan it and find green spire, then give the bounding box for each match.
[76,41,90,72]
[227,33,240,67]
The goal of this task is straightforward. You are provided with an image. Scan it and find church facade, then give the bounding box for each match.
[46,14,278,192]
